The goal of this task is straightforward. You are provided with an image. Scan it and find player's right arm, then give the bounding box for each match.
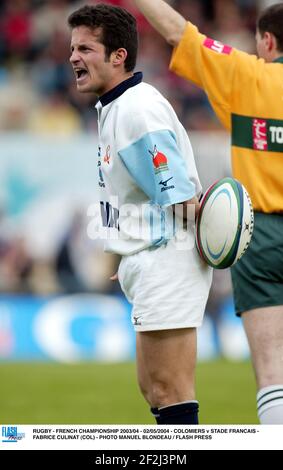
[134,0,261,132]
[133,0,234,127]
[133,0,186,46]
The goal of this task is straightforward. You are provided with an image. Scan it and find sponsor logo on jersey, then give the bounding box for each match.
[148,145,169,173]
[270,126,283,144]
[100,201,119,229]
[133,316,142,326]
[159,177,175,192]
[98,146,105,188]
[232,114,283,152]
[103,145,111,164]
[203,38,232,55]
[252,119,268,150]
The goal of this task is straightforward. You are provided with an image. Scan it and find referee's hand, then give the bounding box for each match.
[110,272,118,281]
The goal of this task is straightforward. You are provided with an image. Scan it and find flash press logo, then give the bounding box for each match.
[2,426,25,443]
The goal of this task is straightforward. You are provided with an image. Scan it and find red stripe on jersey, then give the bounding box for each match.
[203,38,232,55]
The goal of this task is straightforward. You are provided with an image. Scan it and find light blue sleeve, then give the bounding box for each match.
[118,129,196,207]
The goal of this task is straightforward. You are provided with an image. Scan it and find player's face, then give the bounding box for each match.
[70,26,115,96]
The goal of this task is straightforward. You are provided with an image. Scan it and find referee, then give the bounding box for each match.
[134,0,283,424]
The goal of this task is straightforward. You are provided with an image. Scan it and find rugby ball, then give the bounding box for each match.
[196,177,254,269]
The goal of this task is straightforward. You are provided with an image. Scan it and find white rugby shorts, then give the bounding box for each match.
[118,231,213,331]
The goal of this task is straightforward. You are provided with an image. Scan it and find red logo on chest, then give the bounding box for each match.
[252,119,268,151]
[148,145,169,173]
[103,145,111,164]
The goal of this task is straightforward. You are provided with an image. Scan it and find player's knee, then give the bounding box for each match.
[137,375,171,406]
[150,379,172,407]
[137,377,151,405]
[149,377,189,407]
[138,370,195,407]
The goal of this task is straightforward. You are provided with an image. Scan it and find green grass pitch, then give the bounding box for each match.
[0,359,257,424]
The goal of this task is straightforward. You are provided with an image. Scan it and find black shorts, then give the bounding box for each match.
[231,211,283,316]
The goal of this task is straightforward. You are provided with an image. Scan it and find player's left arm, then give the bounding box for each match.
[118,127,197,209]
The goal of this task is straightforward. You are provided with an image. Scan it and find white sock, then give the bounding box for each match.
[257,384,283,424]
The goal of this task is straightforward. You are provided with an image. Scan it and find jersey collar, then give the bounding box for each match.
[273,56,283,64]
[99,72,143,107]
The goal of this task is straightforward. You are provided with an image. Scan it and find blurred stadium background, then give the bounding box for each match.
[0,0,272,424]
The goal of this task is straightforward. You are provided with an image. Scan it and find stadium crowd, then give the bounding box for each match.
[0,0,262,134]
[0,0,269,296]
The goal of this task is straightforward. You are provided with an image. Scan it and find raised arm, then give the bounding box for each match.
[133,0,186,46]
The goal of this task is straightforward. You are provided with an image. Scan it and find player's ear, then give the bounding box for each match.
[112,48,128,66]
[269,32,278,52]
[263,31,274,52]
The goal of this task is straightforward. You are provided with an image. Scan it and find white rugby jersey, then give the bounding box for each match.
[95,72,201,255]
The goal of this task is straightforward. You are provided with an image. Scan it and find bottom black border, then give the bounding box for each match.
[1,450,277,466]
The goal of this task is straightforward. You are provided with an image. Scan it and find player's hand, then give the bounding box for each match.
[110,272,118,281]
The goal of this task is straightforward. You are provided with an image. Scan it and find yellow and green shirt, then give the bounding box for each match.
[170,22,283,213]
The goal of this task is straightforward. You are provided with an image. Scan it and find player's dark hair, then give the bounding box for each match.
[68,3,138,72]
[257,3,283,52]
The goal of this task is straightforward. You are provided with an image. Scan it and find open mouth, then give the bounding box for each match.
[74,68,88,81]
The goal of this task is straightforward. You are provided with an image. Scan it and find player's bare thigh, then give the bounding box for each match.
[136,328,197,407]
[242,306,283,389]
